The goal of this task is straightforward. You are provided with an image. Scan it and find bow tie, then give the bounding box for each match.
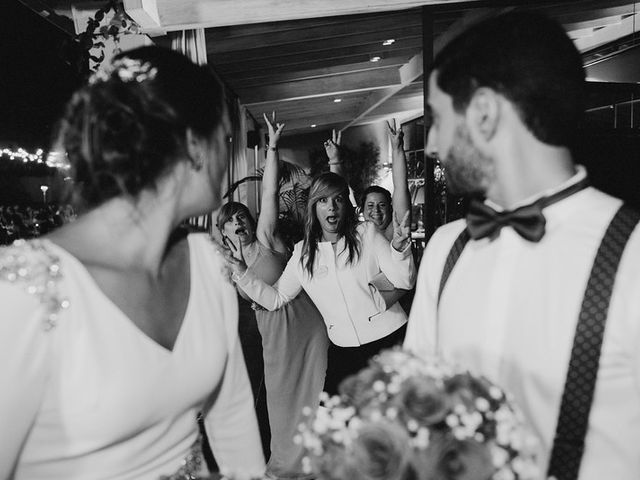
[466,176,590,242]
[467,200,546,242]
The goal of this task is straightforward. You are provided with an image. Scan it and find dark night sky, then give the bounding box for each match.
[0,1,82,149]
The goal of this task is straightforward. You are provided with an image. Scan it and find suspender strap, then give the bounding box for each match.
[547,204,640,480]
[436,228,471,355]
[438,228,471,306]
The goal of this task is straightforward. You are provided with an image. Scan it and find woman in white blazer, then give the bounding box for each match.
[225,172,416,394]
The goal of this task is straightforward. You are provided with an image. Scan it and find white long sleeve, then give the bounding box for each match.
[236,249,303,312]
[0,286,51,478]
[204,334,265,476]
[237,224,415,347]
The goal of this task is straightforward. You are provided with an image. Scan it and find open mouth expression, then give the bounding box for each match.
[316,192,346,237]
[224,212,254,244]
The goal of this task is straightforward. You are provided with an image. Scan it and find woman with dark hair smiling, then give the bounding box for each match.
[325,120,411,242]
[217,113,328,480]
[0,47,264,479]
[224,171,415,395]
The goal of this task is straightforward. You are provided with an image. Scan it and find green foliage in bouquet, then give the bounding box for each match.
[297,348,540,480]
[309,141,381,205]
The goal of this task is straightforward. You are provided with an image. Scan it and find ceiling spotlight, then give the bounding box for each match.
[370,55,382,62]
[334,98,342,103]
[310,124,317,128]
[382,39,395,46]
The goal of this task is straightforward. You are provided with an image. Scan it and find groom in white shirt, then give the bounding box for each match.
[404,11,640,480]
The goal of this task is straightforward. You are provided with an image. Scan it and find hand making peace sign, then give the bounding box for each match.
[264,111,285,147]
[323,128,342,162]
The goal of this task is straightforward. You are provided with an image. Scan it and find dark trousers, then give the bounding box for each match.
[237,295,271,461]
[324,324,406,396]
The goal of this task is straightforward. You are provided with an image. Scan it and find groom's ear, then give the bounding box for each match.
[467,87,500,143]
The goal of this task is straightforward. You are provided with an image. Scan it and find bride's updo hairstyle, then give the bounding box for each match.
[56,46,227,208]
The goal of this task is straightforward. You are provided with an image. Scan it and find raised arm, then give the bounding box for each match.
[220,238,303,311]
[256,112,287,253]
[369,214,416,291]
[387,119,411,225]
[324,129,343,176]
[324,130,358,207]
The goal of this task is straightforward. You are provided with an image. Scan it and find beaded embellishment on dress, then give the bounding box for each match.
[159,435,206,480]
[0,239,68,330]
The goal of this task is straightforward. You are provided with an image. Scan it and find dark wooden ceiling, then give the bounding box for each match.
[188,1,640,136]
[202,7,460,134]
[24,0,640,136]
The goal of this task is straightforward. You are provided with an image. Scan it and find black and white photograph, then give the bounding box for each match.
[1,1,639,479]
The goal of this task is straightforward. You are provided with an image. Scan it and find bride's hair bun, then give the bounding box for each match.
[56,46,227,208]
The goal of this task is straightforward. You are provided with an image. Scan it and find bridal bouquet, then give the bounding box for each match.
[297,348,541,480]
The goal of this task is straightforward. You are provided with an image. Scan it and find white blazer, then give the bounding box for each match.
[237,223,416,346]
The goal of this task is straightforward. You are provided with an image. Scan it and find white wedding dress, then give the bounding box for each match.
[0,234,264,480]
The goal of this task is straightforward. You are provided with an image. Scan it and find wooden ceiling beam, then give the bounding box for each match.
[123,0,163,32]
[368,91,424,116]
[550,1,639,26]
[268,107,426,134]
[209,31,422,64]
[243,95,363,123]
[262,109,363,132]
[215,47,420,75]
[214,40,422,71]
[565,12,631,33]
[150,0,481,32]
[213,38,422,67]
[229,57,409,88]
[208,9,420,38]
[573,11,640,51]
[338,85,408,132]
[350,110,425,127]
[206,12,422,51]
[239,67,402,105]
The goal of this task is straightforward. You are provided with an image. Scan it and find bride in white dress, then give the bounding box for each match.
[0,47,264,479]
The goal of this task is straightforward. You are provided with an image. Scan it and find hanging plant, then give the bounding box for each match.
[62,0,140,77]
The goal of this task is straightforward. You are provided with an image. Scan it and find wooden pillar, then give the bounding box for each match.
[421,6,436,240]
[169,29,252,225]
[169,28,217,232]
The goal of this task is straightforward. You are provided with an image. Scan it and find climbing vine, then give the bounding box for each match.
[62,0,140,77]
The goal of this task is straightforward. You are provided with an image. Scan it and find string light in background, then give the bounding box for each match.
[1,148,44,163]
[0,148,70,170]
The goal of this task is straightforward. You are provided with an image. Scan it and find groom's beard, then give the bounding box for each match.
[442,122,495,197]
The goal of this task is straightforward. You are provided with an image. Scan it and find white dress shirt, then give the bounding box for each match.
[237,222,416,347]
[405,172,640,480]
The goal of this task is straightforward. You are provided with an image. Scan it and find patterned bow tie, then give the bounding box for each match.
[466,176,590,242]
[467,200,546,242]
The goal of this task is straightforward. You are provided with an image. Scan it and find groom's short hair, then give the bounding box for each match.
[432,10,585,148]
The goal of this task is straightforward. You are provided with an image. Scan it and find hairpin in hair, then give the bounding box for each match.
[89,57,158,85]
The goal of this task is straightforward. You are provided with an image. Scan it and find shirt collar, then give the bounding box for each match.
[486,165,588,212]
